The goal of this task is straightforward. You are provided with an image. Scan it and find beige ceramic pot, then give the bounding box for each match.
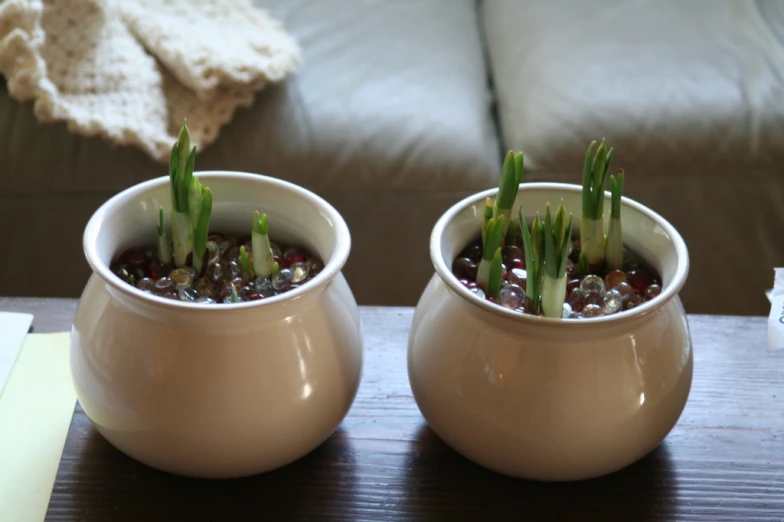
[71,171,363,479]
[408,182,692,481]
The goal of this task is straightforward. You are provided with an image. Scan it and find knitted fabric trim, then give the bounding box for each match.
[0,0,301,162]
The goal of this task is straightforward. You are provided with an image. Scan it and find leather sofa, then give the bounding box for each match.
[2,0,782,316]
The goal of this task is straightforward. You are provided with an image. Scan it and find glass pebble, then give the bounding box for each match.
[255,277,276,297]
[228,260,242,280]
[499,284,524,309]
[170,268,193,290]
[612,281,635,303]
[566,278,581,298]
[644,284,662,301]
[602,289,623,315]
[565,259,576,277]
[205,241,220,264]
[503,245,524,263]
[178,287,198,302]
[154,277,175,294]
[469,287,485,300]
[580,274,606,295]
[226,246,240,263]
[269,242,282,258]
[137,277,156,292]
[290,261,309,284]
[628,269,654,293]
[508,258,525,270]
[582,304,604,317]
[567,288,586,312]
[625,293,644,310]
[193,278,215,298]
[221,280,241,299]
[207,262,223,283]
[460,243,482,262]
[507,268,526,288]
[452,257,478,280]
[196,296,216,304]
[308,258,324,277]
[283,247,306,267]
[605,269,627,289]
[272,268,294,291]
[562,302,573,319]
[583,291,603,308]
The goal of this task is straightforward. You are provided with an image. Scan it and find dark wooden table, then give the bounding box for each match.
[2,297,783,522]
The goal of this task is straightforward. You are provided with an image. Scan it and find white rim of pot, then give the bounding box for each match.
[83,171,351,312]
[430,182,690,326]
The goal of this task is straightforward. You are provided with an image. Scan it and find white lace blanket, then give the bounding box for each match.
[0,0,301,162]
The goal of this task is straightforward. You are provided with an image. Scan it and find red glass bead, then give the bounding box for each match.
[452,257,478,280]
[644,284,662,301]
[460,243,483,262]
[508,258,525,270]
[628,269,654,293]
[282,248,306,268]
[566,278,581,298]
[503,245,524,264]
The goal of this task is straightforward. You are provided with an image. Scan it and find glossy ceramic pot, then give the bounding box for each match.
[408,183,692,481]
[71,171,363,479]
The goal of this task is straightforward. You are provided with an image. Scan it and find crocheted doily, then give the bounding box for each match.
[0,0,301,162]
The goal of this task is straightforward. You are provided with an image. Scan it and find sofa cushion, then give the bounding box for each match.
[482,0,784,177]
[0,0,501,306]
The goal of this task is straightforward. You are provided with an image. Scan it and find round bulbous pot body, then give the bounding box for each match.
[71,171,363,479]
[408,183,692,481]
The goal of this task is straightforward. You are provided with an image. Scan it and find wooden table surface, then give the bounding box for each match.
[2,297,783,522]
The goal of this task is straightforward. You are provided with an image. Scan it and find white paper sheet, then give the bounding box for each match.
[0,312,34,397]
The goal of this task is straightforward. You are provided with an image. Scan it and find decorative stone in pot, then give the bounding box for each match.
[70,126,363,479]
[407,143,692,481]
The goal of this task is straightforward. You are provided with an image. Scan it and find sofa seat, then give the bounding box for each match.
[483,0,784,315]
[0,0,501,305]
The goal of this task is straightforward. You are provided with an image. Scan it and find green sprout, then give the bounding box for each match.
[167,121,212,273]
[477,215,505,292]
[251,211,279,278]
[156,207,172,265]
[519,208,544,315]
[580,139,614,270]
[605,169,625,271]
[541,200,573,319]
[190,180,212,275]
[239,245,253,280]
[487,248,503,300]
[481,197,493,249]
[493,151,524,239]
[230,283,240,303]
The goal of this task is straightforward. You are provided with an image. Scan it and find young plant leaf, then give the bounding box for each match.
[487,248,503,300]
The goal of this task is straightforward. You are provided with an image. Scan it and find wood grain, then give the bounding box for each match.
[1,298,782,521]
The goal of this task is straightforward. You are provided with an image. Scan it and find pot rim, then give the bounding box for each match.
[430,182,690,327]
[83,170,351,313]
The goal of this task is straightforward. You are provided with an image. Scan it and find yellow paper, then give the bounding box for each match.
[0,333,76,522]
